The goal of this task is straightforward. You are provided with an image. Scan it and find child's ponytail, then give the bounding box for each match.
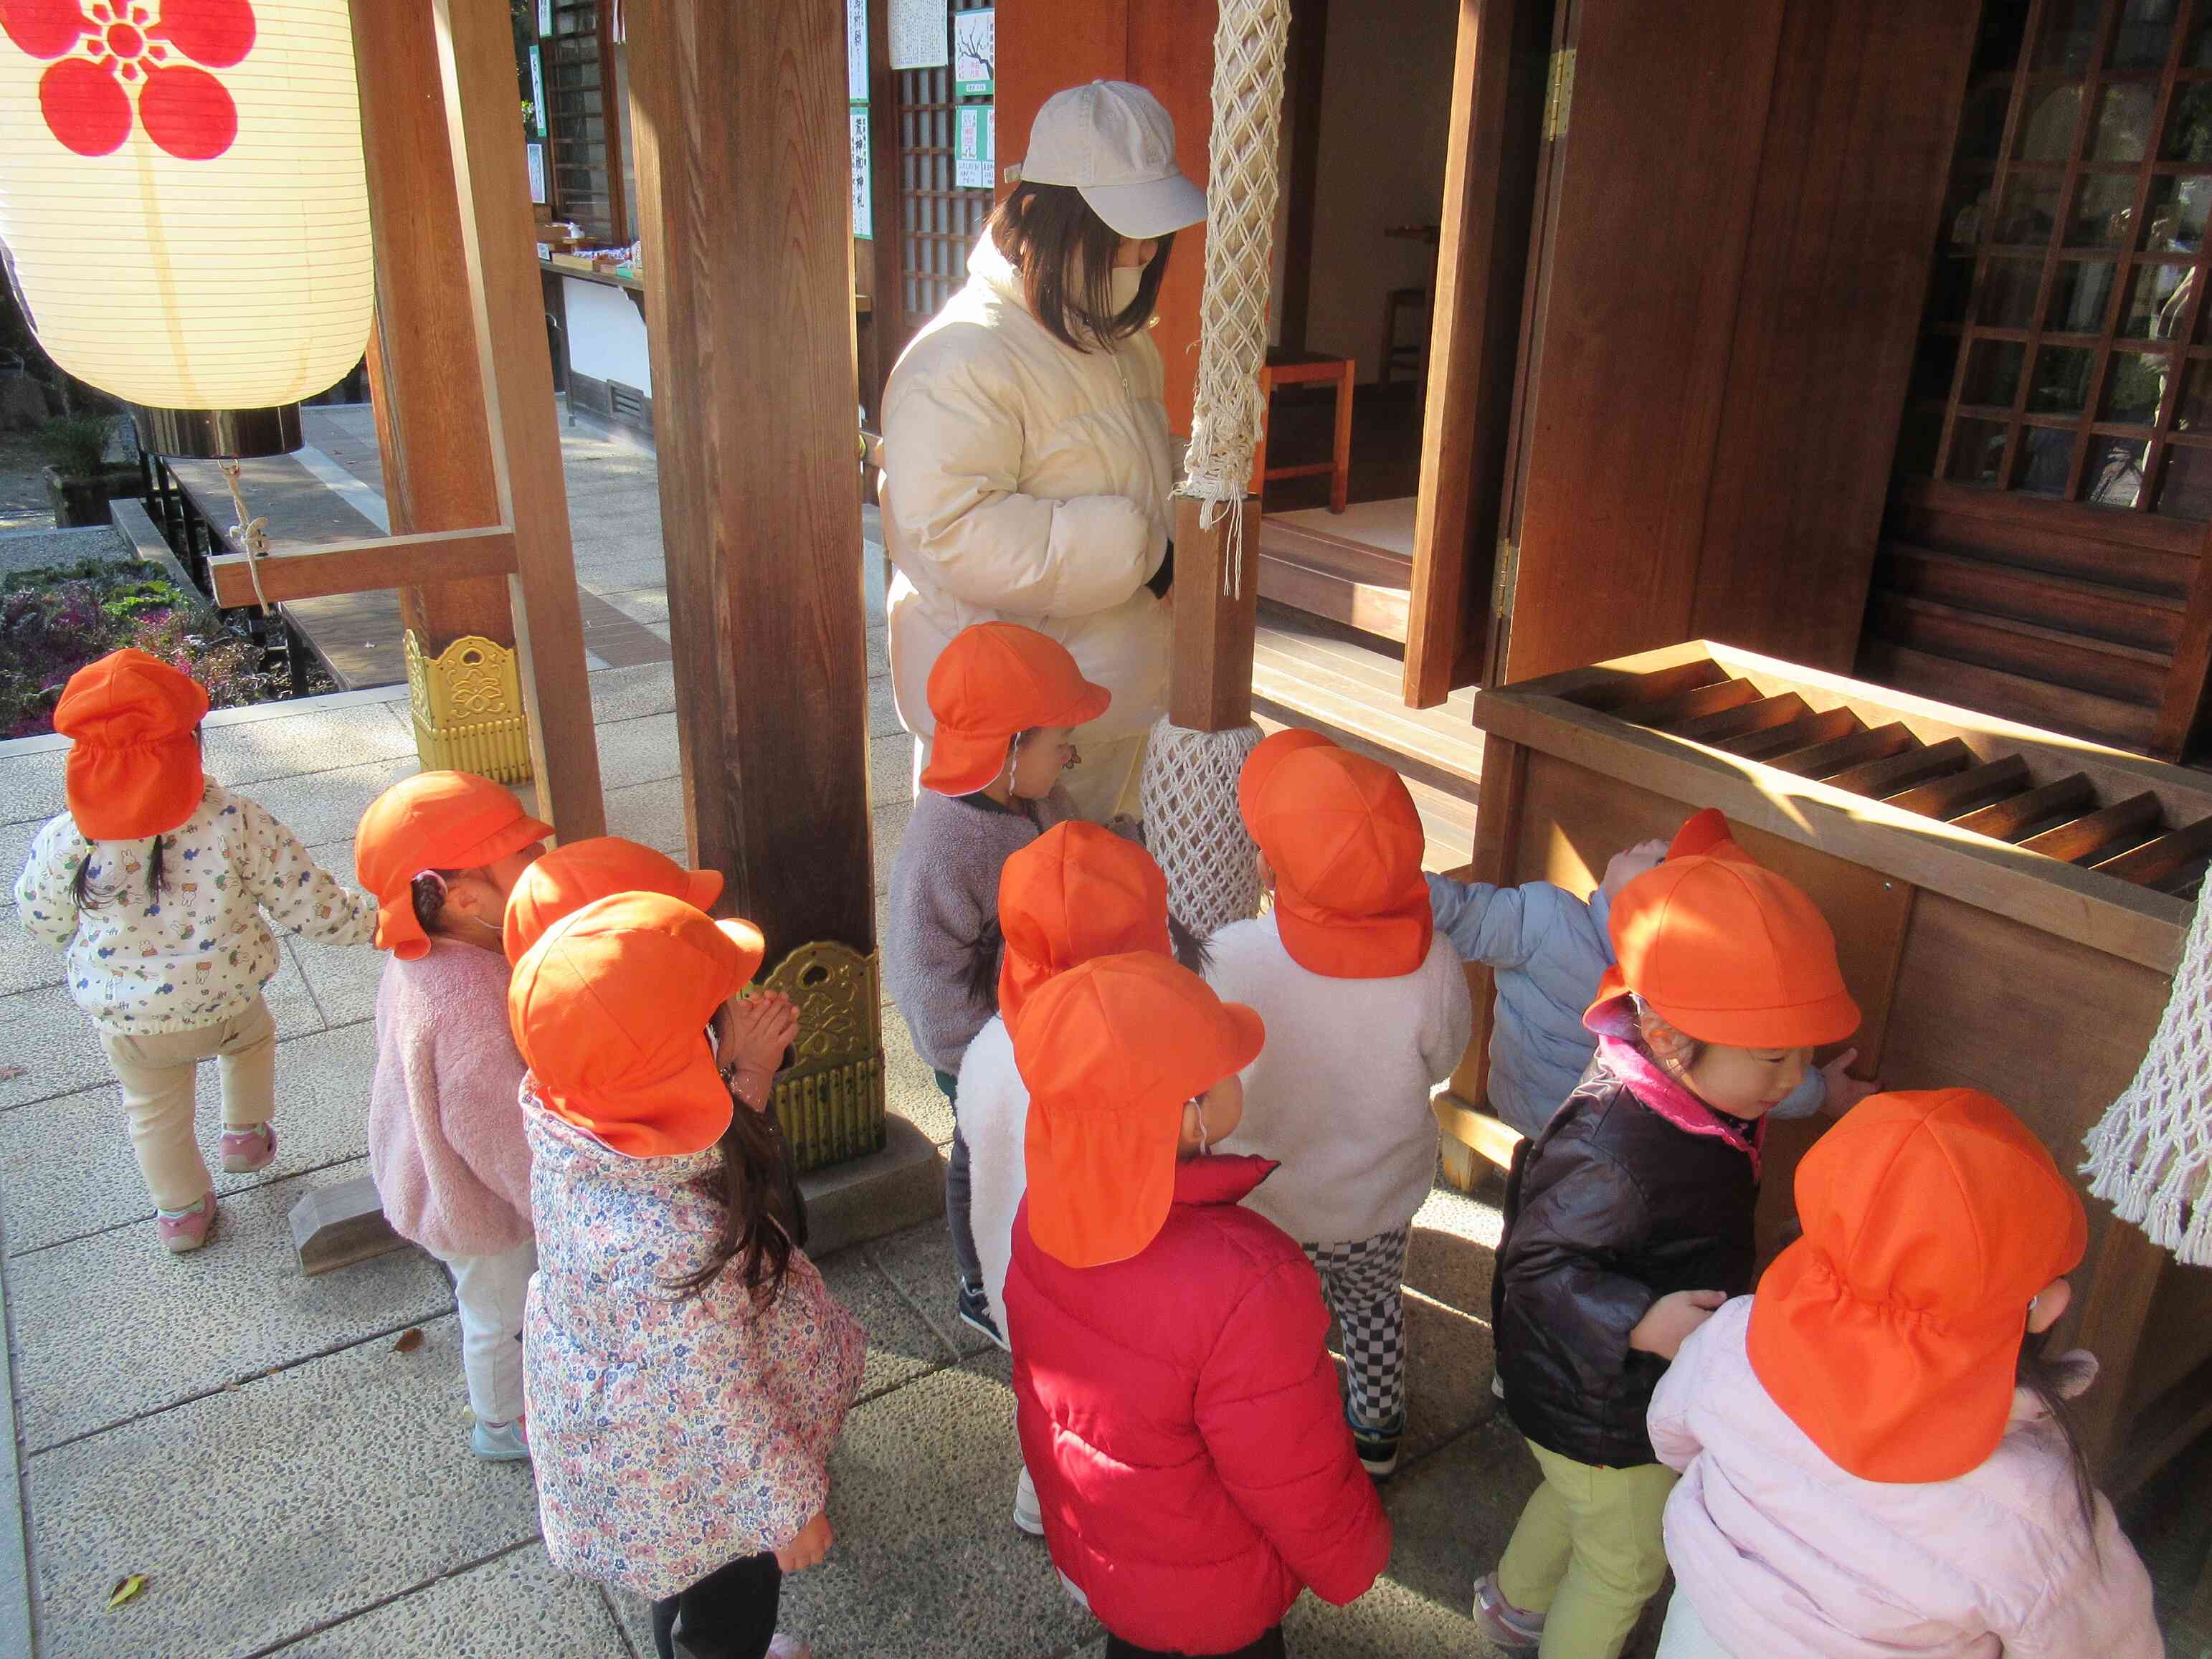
[668,1103,804,1308]
[70,833,169,910]
[2017,1332,2099,1536]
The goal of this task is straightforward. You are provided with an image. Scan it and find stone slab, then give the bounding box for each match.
[868,1217,992,1362]
[870,797,912,894]
[0,524,128,579]
[0,817,63,995]
[287,926,383,1032]
[868,675,904,739]
[801,1114,946,1263]
[0,1213,33,1659]
[270,1544,630,1659]
[596,708,683,792]
[199,700,422,791]
[0,1020,377,1250]
[243,754,420,849]
[605,775,685,857]
[24,1313,541,1659]
[815,1227,959,1406]
[9,1162,450,1450]
[867,625,889,678]
[868,730,914,807]
[588,660,678,726]
[0,745,65,829]
[290,1170,408,1276]
[878,1001,955,1148]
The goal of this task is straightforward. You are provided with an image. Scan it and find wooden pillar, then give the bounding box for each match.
[429,0,606,838]
[351,0,512,655]
[1168,498,1261,732]
[626,0,875,960]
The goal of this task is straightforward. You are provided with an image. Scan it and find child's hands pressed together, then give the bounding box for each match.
[1818,1048,1878,1115]
[717,991,799,1106]
[776,1508,834,1572]
[1629,1289,1727,1361]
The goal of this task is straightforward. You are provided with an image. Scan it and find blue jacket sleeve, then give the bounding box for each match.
[1426,873,1537,971]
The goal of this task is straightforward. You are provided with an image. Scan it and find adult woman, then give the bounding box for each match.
[880,81,1206,824]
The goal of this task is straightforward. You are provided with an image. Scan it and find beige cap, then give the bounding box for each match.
[1011,81,1207,240]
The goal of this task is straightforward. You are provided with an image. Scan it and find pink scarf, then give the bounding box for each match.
[1586,997,1765,1177]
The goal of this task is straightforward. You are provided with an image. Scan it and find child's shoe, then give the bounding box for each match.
[219,1121,277,1174]
[470,1416,530,1462]
[766,1637,810,1659]
[1347,1404,1404,1479]
[156,1191,218,1253]
[956,1280,1010,1352]
[1472,1572,1544,1653]
[1012,1463,1045,1536]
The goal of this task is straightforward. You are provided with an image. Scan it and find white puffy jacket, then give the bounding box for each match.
[880,233,1173,746]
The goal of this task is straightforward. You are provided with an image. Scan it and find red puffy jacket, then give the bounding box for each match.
[1005,1154,1392,1652]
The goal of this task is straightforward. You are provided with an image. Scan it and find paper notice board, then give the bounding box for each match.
[850,106,873,239]
[955,106,995,190]
[890,0,948,69]
[953,10,993,96]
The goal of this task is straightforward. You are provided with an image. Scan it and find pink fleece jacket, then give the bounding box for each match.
[367,940,533,1258]
[1648,1298,2161,1659]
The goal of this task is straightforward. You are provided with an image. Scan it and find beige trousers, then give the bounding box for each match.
[99,997,277,1211]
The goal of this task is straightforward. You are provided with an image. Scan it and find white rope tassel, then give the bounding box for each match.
[217,459,272,616]
[2084,875,2212,1265]
[1180,0,1291,601]
[1144,716,1264,936]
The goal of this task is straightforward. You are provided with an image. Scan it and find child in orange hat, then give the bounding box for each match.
[356,771,559,1460]
[513,892,862,1659]
[884,619,1102,1344]
[1646,1089,2159,1659]
[1205,734,1472,1478]
[955,819,1177,1534]
[1005,952,1391,1658]
[1475,851,1862,1659]
[13,649,374,1253]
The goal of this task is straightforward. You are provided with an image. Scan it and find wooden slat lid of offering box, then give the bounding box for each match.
[1473,641,2212,976]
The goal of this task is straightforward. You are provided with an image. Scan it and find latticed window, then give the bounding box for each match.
[1898,0,2212,520]
[893,0,996,331]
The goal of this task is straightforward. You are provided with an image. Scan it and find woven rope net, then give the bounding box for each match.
[2084,880,2212,1265]
[1142,0,1289,935]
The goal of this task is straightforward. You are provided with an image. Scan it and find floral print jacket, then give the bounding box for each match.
[14,782,375,1034]
[521,1095,867,1599]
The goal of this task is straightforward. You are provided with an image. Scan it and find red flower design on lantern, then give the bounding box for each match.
[2,0,255,160]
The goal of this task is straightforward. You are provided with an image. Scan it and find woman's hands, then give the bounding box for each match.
[716,991,799,1111]
[1628,1290,1727,1361]
[775,1509,834,1572]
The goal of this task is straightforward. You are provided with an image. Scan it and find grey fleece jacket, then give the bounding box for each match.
[884,785,1077,1074]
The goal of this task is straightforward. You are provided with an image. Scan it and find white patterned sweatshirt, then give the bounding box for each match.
[14,781,376,1035]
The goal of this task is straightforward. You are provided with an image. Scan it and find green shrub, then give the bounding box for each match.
[33,415,113,480]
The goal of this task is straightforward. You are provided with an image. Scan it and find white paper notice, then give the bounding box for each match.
[952,10,993,96]
[850,105,873,239]
[526,142,546,205]
[890,0,949,69]
[955,106,994,190]
[848,0,868,100]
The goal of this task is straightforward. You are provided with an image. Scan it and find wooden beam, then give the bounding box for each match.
[208,528,517,607]
[350,0,513,655]
[627,0,875,956]
[434,0,606,839]
[1167,497,1261,732]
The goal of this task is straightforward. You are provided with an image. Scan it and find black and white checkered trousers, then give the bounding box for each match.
[1302,1225,1411,1432]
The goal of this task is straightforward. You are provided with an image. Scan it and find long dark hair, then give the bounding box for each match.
[959,910,1212,1012]
[987,181,1177,351]
[2018,1331,2099,1534]
[666,1097,804,1308]
[72,835,168,909]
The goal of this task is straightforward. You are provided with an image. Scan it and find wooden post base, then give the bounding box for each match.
[1433,1090,1522,1193]
[288,1174,409,1276]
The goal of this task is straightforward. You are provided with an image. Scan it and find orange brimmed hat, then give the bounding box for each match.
[1590,855,1859,1048]
[1668,807,1751,863]
[53,648,210,840]
[1016,952,1264,1268]
[356,771,554,960]
[998,822,1172,1033]
[1248,744,1432,979]
[1749,1089,2087,1483]
[508,890,767,1159]
[503,836,729,965]
[919,622,1111,797]
[1237,726,1334,828]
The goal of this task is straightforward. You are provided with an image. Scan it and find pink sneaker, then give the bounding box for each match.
[219,1122,277,1174]
[156,1191,218,1254]
[766,1637,810,1659]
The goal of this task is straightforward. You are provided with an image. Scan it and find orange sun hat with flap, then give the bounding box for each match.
[508,890,768,1159]
[355,771,553,960]
[1748,1088,2088,1483]
[920,622,1111,797]
[1667,807,1753,864]
[1016,951,1265,1269]
[503,835,730,965]
[53,648,210,840]
[997,821,1173,1034]
[1236,726,1333,827]
[1247,743,1433,979]
[1591,852,1859,1048]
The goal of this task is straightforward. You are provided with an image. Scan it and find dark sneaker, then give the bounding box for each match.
[1471,1571,1544,1652]
[956,1280,1010,1351]
[1347,1405,1404,1479]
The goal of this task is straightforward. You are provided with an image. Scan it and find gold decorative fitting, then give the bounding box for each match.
[405,631,533,784]
[760,941,887,1174]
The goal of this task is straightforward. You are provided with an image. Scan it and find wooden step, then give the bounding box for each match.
[1255,517,1413,643]
[1951,774,2099,842]
[1668,691,1810,743]
[1718,706,1859,762]
[2095,816,2212,888]
[1824,735,1973,798]
[2017,791,2163,865]
[1884,754,2031,818]
[1867,592,2168,708]
[1767,721,1915,779]
[1879,543,2184,654]
[1858,640,2160,752]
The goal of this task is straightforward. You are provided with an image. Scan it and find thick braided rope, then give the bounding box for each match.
[2083,878,2212,1265]
[1143,716,1263,936]
[1179,0,1291,596]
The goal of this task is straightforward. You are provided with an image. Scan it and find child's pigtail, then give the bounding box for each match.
[959,918,1005,1012]
[146,834,167,903]
[411,870,452,935]
[1169,912,1212,975]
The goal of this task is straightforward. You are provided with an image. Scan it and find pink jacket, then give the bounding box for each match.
[1648,1298,2161,1659]
[366,941,533,1257]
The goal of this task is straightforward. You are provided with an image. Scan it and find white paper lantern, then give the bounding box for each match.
[0,0,373,426]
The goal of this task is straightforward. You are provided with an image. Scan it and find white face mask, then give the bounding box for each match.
[1109,263,1146,314]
